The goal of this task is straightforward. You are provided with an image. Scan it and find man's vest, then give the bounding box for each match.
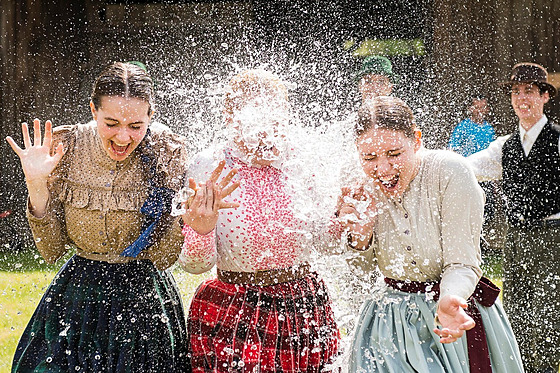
[502,121,560,226]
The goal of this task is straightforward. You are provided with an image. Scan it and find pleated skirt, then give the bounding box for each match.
[349,286,524,373]
[187,271,340,373]
[12,255,190,373]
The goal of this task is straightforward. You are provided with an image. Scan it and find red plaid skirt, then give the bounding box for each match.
[187,271,340,372]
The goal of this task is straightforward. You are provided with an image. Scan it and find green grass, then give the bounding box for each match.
[0,270,54,371]
[0,249,208,373]
[481,250,503,290]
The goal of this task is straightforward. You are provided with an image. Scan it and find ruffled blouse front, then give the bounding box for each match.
[27,121,188,270]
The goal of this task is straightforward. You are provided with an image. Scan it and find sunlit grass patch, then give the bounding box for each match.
[0,270,55,372]
[0,249,208,373]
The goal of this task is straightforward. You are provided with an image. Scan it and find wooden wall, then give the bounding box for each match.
[1,0,88,238]
[429,0,560,142]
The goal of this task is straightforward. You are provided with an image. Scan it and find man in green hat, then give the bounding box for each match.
[356,55,397,103]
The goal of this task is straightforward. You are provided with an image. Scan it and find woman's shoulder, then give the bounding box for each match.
[52,123,79,144]
[145,122,189,190]
[421,148,474,180]
[421,149,479,197]
[51,122,99,157]
[422,148,469,169]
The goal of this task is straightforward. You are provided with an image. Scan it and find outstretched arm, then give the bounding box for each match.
[6,119,69,263]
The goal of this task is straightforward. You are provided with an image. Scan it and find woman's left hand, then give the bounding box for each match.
[433,294,475,344]
[181,160,240,235]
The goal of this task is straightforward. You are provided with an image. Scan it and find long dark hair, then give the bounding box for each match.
[355,96,416,139]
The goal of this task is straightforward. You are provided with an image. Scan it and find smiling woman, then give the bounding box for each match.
[338,96,524,372]
[5,62,191,372]
[92,96,151,161]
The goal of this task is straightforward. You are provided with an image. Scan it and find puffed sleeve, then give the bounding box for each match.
[26,125,76,264]
[143,123,190,270]
[437,151,483,300]
[177,150,219,274]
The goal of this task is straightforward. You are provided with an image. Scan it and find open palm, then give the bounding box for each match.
[182,160,240,235]
[6,119,65,182]
[433,294,476,343]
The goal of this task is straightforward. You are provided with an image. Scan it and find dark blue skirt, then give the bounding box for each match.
[12,255,190,372]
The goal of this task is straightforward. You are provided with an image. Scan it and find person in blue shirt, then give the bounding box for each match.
[449,94,495,156]
[449,94,498,238]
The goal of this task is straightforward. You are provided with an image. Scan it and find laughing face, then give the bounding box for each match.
[356,127,422,198]
[91,96,152,161]
[511,82,549,130]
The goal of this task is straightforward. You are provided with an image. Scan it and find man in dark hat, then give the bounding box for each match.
[355,55,397,103]
[468,62,560,373]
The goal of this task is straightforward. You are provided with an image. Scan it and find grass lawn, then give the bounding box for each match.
[0,249,208,373]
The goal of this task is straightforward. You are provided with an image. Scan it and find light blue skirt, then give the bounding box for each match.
[349,286,524,372]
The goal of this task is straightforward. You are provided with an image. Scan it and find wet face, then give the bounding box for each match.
[511,83,549,129]
[91,96,152,161]
[359,74,393,101]
[227,95,288,166]
[356,127,421,198]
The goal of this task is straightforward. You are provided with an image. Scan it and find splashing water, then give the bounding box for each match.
[168,67,385,370]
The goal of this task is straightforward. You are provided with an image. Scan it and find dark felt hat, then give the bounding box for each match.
[500,62,556,97]
[355,55,398,84]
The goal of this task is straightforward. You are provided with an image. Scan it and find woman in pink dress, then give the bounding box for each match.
[178,69,340,373]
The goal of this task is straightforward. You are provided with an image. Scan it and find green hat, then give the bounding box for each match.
[127,61,148,72]
[355,55,398,84]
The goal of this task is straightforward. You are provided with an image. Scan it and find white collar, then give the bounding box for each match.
[519,115,548,141]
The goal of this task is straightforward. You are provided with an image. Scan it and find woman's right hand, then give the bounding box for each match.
[181,160,240,235]
[6,119,64,183]
[6,119,64,217]
[336,184,376,250]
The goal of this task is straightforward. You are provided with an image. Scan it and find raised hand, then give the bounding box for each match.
[6,119,65,217]
[336,184,376,250]
[6,119,65,183]
[433,294,476,344]
[182,160,240,235]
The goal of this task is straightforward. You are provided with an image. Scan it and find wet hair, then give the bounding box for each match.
[355,96,416,138]
[91,62,154,114]
[224,69,288,117]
